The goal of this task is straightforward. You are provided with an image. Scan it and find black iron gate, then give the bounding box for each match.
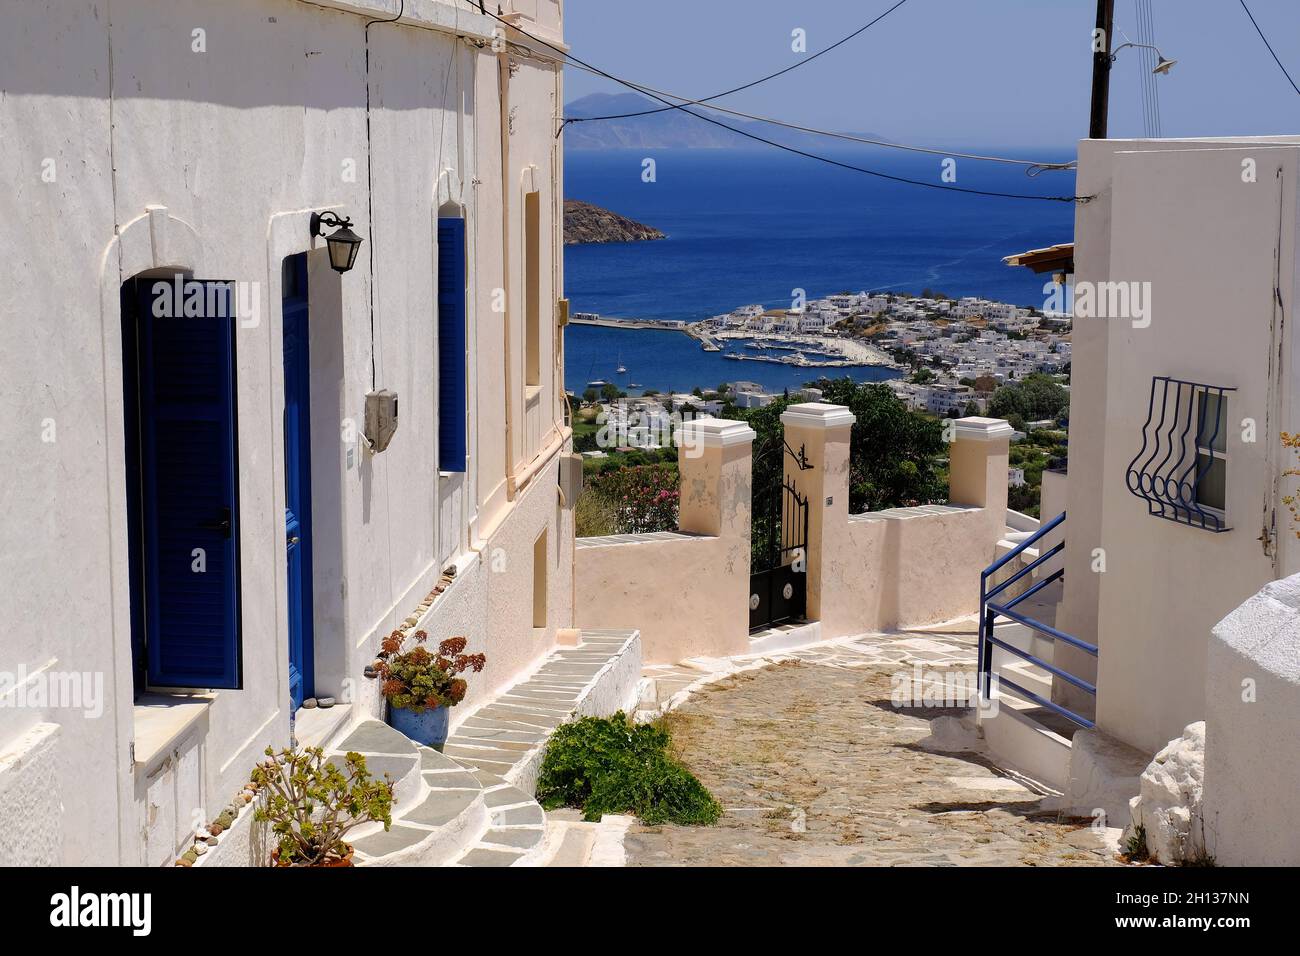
[749,441,811,630]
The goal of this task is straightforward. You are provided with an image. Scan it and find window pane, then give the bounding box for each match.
[1196,391,1226,453]
[1195,453,1225,511]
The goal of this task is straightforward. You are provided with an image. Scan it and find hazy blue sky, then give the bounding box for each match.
[563,0,1300,150]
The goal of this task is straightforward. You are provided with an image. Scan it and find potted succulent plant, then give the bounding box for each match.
[250,745,394,867]
[373,630,485,749]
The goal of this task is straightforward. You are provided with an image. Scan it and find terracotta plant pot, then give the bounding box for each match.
[271,844,355,867]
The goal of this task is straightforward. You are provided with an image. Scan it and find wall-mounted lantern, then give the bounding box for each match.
[310,211,364,274]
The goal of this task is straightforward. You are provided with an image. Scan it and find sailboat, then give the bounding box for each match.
[616,351,627,375]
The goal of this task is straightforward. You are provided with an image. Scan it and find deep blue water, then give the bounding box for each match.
[567,324,903,397]
[563,147,1076,395]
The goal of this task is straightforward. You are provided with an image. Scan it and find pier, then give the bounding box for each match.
[568,314,722,350]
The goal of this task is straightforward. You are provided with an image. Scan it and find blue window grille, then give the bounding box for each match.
[1125,376,1234,532]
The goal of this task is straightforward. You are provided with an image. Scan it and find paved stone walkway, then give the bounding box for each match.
[624,641,1124,867]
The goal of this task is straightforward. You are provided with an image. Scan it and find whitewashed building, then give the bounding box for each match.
[0,0,575,867]
[985,134,1300,865]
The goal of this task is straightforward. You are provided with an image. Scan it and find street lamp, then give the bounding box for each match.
[1112,41,1177,75]
[310,211,364,274]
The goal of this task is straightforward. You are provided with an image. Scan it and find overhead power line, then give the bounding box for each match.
[1239,0,1300,96]
[1132,0,1162,137]
[570,0,913,122]
[473,4,1088,203]
[565,61,1075,173]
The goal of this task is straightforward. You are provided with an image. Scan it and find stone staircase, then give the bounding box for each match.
[328,628,640,867]
[336,720,488,866]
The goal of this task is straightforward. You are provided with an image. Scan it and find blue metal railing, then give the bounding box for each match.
[978,511,1098,729]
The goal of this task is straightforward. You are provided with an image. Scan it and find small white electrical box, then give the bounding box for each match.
[364,389,399,453]
[559,452,583,504]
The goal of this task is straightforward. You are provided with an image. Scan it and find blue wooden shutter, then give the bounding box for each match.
[437,217,468,473]
[137,281,242,688]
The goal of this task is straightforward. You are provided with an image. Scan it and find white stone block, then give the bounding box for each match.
[1203,573,1300,865]
[1124,721,1205,865]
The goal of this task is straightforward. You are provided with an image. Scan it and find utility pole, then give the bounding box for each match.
[1088,0,1115,138]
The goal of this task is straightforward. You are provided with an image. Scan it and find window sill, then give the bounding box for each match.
[525,384,542,403]
[132,692,216,769]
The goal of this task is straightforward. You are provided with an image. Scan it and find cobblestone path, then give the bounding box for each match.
[625,658,1123,867]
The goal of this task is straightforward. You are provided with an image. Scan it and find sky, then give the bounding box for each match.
[562,0,1300,150]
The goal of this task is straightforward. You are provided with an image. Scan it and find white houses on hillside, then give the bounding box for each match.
[0,0,573,867]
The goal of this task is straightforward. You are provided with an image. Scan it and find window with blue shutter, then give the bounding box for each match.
[122,278,243,691]
[437,217,468,473]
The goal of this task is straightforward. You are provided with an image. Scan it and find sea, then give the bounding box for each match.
[562,146,1076,396]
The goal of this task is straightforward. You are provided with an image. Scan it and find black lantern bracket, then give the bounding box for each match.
[310,211,364,274]
[310,210,349,235]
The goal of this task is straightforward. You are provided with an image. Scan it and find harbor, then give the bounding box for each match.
[569,311,897,373]
[566,321,903,397]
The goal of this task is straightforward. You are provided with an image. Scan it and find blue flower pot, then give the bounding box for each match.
[387,703,450,750]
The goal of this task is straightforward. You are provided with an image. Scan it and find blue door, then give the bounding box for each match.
[125,279,242,689]
[282,254,315,710]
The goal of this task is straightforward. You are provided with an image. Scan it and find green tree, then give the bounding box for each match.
[600,382,621,403]
[725,378,947,514]
[987,373,1068,423]
[582,388,597,405]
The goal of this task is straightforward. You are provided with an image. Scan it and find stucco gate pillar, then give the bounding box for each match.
[948,416,1013,517]
[675,417,756,658]
[780,403,856,634]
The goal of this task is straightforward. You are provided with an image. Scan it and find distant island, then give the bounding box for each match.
[564,199,665,246]
[563,92,889,151]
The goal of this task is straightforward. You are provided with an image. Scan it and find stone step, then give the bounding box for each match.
[747,620,822,655]
[330,719,424,812]
[326,721,488,867]
[339,629,642,867]
[443,629,642,797]
[451,784,548,867]
[545,824,597,867]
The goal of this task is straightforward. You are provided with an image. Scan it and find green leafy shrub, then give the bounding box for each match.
[251,746,395,866]
[536,713,721,825]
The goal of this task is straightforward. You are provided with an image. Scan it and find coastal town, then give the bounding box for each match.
[574,288,1072,417]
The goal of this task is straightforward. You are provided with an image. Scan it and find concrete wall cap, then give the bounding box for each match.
[780,402,856,429]
[674,418,756,448]
[954,417,1015,441]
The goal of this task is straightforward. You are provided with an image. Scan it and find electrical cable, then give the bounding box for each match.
[564,60,1075,172]
[567,0,913,122]
[1239,0,1300,96]
[474,4,1088,203]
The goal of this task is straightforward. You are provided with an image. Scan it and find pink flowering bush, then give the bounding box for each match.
[590,464,680,534]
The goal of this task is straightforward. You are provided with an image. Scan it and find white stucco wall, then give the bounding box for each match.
[0,0,571,865]
[1065,138,1300,754]
[576,412,1007,663]
[1204,574,1300,865]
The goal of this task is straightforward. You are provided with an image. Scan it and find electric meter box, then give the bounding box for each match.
[364,389,399,453]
